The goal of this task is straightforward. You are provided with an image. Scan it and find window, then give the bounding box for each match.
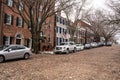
[4,14,13,25]
[60,38,62,44]
[38,18,41,23]
[16,17,24,27]
[48,35,51,43]
[57,27,59,33]
[60,18,62,24]
[10,46,17,50]
[39,5,42,12]
[63,28,65,34]
[4,36,10,45]
[6,0,14,7]
[56,16,59,22]
[60,27,62,33]
[16,34,22,39]
[63,19,65,25]
[66,39,68,42]
[56,37,58,45]
[19,2,24,11]
[40,31,43,37]
[17,45,25,50]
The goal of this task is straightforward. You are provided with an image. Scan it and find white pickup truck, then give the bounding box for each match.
[54,41,76,54]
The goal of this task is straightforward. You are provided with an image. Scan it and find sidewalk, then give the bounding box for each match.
[40,51,54,54]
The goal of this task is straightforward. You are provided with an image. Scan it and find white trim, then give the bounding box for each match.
[6,14,12,25]
[5,36,10,45]
[8,0,13,7]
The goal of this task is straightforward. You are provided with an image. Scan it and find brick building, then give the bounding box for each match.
[40,16,55,51]
[0,0,55,51]
[0,0,32,48]
[74,20,94,44]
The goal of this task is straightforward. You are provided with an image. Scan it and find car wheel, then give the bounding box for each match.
[66,49,69,54]
[24,53,30,59]
[0,55,4,63]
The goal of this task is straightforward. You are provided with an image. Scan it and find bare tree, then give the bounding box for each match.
[107,0,120,24]
[1,0,74,53]
[62,0,90,42]
[84,10,105,42]
[84,10,120,44]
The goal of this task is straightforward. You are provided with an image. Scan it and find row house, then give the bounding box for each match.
[75,20,94,44]
[40,16,55,51]
[0,0,93,50]
[55,15,70,46]
[55,14,94,46]
[0,0,32,48]
[0,0,55,51]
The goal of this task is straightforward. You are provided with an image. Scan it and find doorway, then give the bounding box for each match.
[16,34,23,45]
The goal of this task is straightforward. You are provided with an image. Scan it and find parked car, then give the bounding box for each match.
[106,42,112,46]
[0,45,32,63]
[84,44,91,49]
[54,41,76,54]
[90,42,98,48]
[97,42,104,47]
[76,44,84,51]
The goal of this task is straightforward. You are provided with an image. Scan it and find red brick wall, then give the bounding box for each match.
[40,15,55,51]
[0,0,55,51]
[1,0,31,46]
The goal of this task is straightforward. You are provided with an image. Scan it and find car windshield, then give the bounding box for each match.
[60,43,68,45]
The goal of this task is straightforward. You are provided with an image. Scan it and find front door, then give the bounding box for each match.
[16,39,21,45]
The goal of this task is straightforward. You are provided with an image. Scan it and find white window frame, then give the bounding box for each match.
[19,2,24,11]
[5,36,10,45]
[6,14,12,25]
[39,5,42,12]
[29,39,32,48]
[8,0,13,7]
[18,18,23,27]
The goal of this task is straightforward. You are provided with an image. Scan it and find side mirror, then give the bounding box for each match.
[8,49,12,52]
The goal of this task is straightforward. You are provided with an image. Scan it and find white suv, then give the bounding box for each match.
[54,42,76,54]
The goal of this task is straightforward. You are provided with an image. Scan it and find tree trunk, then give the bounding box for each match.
[32,31,40,54]
[105,38,108,46]
[94,35,100,42]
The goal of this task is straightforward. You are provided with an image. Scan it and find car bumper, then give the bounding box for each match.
[54,50,67,54]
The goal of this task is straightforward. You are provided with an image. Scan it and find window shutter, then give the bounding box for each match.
[11,15,14,25]
[6,0,8,5]
[16,17,19,26]
[4,14,7,24]
[22,18,24,27]
[12,0,14,7]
